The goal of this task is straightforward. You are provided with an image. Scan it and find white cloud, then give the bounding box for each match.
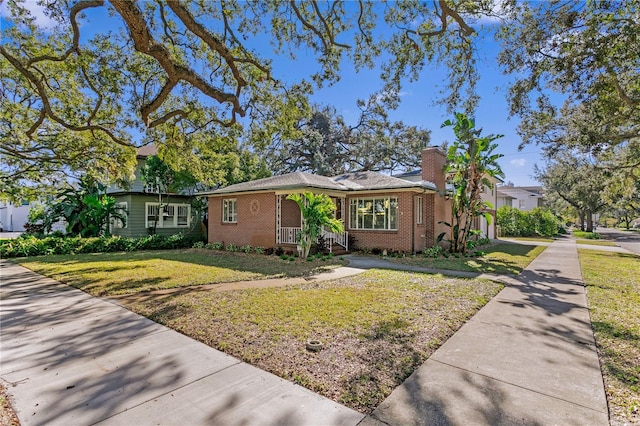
[510,158,527,167]
[0,0,58,29]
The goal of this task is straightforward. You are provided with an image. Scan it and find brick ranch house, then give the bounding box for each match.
[203,147,496,253]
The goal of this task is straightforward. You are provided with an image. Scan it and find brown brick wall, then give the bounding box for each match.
[281,199,301,227]
[208,193,276,247]
[208,189,447,253]
[422,147,447,189]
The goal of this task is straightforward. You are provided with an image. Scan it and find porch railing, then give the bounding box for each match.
[321,228,349,252]
[279,227,301,245]
[279,226,349,252]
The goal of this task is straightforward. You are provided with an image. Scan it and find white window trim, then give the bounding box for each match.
[222,199,238,223]
[415,196,423,225]
[145,202,191,228]
[349,197,398,231]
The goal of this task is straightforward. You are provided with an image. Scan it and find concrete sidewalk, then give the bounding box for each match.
[0,260,364,426]
[367,238,609,425]
[1,238,610,425]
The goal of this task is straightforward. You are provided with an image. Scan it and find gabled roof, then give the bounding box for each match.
[496,190,517,200]
[498,186,544,197]
[136,145,158,158]
[202,170,436,195]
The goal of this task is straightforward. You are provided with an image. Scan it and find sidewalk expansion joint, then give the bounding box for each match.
[429,358,608,415]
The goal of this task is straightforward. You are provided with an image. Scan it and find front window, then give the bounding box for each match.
[349,197,398,230]
[223,199,237,223]
[177,205,189,226]
[145,202,191,228]
[162,205,175,227]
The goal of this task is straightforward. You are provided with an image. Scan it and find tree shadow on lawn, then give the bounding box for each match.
[16,248,341,279]
[382,243,542,275]
[592,319,640,395]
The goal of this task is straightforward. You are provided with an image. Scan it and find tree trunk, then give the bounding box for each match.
[579,211,585,231]
[586,212,593,232]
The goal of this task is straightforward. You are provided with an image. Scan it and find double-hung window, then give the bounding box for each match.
[349,197,398,230]
[223,199,237,223]
[145,202,191,228]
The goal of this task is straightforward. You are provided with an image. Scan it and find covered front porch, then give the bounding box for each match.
[275,193,349,252]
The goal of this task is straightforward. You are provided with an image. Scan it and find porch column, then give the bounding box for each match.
[276,194,281,244]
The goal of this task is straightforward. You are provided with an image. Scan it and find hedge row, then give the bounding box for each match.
[0,234,204,258]
[497,206,562,237]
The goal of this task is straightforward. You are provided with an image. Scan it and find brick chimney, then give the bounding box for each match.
[421,147,447,189]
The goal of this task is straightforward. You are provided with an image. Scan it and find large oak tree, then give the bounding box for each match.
[498,0,639,168]
[1,0,492,199]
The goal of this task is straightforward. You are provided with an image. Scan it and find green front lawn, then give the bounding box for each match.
[385,242,546,275]
[575,239,618,247]
[128,269,503,413]
[578,249,640,425]
[15,249,345,296]
[500,236,555,243]
[13,248,504,414]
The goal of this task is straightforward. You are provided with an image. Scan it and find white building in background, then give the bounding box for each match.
[497,185,544,211]
[395,169,501,239]
[0,200,32,232]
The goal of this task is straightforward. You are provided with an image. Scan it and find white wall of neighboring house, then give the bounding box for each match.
[0,200,31,232]
[480,178,500,239]
[497,186,544,211]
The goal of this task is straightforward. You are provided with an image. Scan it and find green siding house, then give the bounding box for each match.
[107,146,204,239]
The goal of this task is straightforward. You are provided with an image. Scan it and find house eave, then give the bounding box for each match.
[202,183,437,198]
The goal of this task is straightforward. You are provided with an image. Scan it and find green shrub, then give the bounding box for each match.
[497,206,561,237]
[205,242,224,250]
[573,231,601,239]
[423,245,444,258]
[241,245,253,253]
[0,233,202,258]
[192,241,205,249]
[225,243,239,252]
[253,246,265,254]
[467,237,490,250]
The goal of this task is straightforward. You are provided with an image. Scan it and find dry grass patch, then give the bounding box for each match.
[125,269,503,413]
[0,383,20,426]
[15,249,345,296]
[385,242,546,275]
[579,249,640,425]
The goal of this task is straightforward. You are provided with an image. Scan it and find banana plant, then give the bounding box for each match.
[439,113,504,253]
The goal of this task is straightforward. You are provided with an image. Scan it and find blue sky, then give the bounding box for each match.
[288,30,544,186]
[1,2,543,186]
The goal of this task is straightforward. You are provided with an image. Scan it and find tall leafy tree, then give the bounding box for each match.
[264,101,431,176]
[535,154,608,232]
[440,113,504,253]
[286,192,344,259]
[498,0,640,171]
[1,0,494,198]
